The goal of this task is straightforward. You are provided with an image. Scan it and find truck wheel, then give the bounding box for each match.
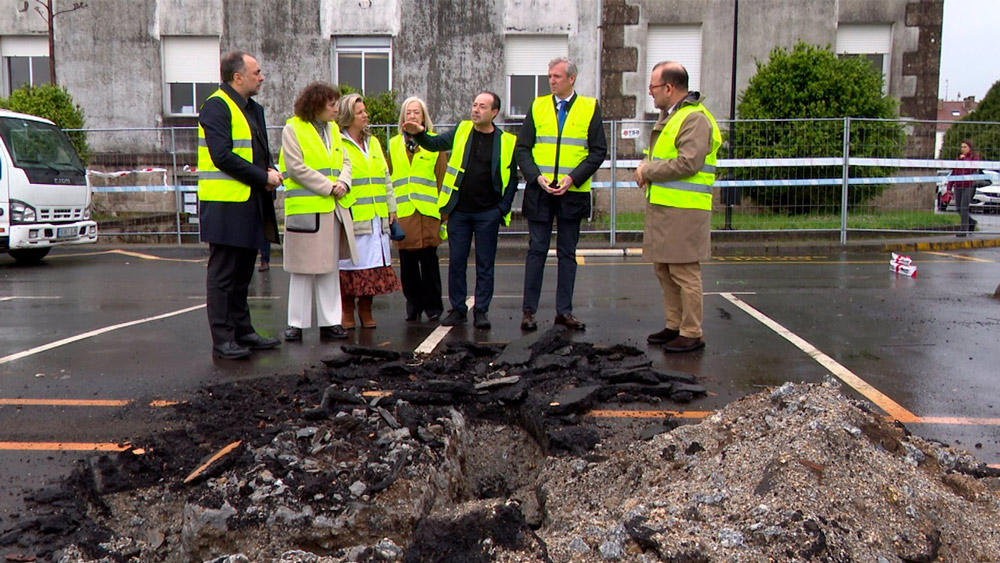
[9,248,51,264]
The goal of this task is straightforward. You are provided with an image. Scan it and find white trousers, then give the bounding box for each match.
[287,272,342,328]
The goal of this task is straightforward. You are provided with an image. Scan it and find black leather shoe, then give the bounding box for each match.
[521,311,537,331]
[213,341,251,360]
[554,313,586,331]
[647,327,680,344]
[283,326,302,341]
[663,335,705,353]
[473,310,491,329]
[236,332,280,350]
[319,325,349,340]
[440,309,467,326]
[426,311,442,322]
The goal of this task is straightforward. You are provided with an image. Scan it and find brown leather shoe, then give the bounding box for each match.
[663,335,705,353]
[521,311,537,331]
[554,313,586,331]
[647,327,680,344]
[257,261,269,272]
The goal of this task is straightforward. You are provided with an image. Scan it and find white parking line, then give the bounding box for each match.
[0,304,206,366]
[720,292,918,423]
[414,297,474,355]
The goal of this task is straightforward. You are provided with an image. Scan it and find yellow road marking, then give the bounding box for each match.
[720,292,919,423]
[184,441,242,483]
[923,250,993,262]
[0,398,130,407]
[576,255,585,265]
[0,442,130,452]
[109,249,204,263]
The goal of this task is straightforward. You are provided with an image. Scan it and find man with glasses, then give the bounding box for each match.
[516,56,607,332]
[634,61,721,353]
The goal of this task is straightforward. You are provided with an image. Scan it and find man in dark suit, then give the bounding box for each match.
[198,51,282,359]
[516,56,607,331]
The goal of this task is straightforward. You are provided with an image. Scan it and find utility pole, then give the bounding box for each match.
[30,0,88,84]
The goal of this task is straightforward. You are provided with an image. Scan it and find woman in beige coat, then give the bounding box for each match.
[279,83,359,342]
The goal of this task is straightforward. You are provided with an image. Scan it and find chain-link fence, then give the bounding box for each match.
[76,118,1000,245]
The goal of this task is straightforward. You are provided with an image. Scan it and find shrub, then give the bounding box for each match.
[0,83,91,164]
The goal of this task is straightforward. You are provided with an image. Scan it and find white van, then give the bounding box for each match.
[0,109,97,263]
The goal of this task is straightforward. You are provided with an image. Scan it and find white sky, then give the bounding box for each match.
[939,0,1000,101]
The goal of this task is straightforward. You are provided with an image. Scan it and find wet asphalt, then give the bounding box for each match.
[2,238,1000,520]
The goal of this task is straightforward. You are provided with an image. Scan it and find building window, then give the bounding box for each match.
[162,36,219,116]
[646,25,702,115]
[334,36,391,95]
[505,35,568,117]
[836,24,892,93]
[0,36,49,97]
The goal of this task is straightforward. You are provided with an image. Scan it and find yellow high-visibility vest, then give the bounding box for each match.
[197,89,252,202]
[342,133,389,222]
[530,95,596,193]
[647,103,721,211]
[440,121,516,225]
[278,117,345,215]
[388,134,440,219]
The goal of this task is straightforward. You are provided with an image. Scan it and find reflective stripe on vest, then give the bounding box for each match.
[342,133,389,222]
[647,103,722,211]
[277,117,344,215]
[440,121,515,226]
[530,95,596,193]
[197,89,252,202]
[388,134,440,219]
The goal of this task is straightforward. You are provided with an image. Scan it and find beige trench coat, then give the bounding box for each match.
[280,121,359,275]
[640,94,714,264]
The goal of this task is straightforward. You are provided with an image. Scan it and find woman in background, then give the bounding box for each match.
[387,97,447,322]
[948,138,980,236]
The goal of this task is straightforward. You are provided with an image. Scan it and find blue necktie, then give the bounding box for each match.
[557,99,567,133]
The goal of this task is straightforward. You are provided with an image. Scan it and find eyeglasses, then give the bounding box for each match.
[648,82,668,91]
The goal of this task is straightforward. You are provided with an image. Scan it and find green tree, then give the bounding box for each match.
[734,42,903,213]
[941,80,1000,161]
[0,83,90,164]
[338,84,399,150]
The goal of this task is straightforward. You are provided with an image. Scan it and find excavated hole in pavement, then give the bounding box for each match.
[1,326,708,561]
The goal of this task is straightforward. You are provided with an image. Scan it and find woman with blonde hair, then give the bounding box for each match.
[387,97,447,322]
[279,82,358,342]
[336,93,401,328]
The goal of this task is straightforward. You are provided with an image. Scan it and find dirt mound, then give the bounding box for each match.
[3,329,999,562]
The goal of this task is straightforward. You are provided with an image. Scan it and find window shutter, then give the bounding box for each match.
[0,36,48,57]
[163,37,219,83]
[646,25,702,113]
[505,35,568,76]
[836,24,892,54]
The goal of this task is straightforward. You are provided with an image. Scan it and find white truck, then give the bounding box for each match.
[0,109,97,263]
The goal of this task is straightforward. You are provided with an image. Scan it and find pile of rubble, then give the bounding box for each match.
[3,327,1000,562]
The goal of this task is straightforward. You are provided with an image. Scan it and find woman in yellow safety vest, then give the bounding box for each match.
[335,93,401,329]
[278,82,358,342]
[387,97,447,322]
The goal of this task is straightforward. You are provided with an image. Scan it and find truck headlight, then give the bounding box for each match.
[10,200,37,223]
[83,205,91,220]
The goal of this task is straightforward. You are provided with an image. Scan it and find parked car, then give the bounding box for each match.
[971,171,1000,213]
[937,169,999,213]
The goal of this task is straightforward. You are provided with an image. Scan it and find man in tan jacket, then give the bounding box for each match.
[634,61,721,353]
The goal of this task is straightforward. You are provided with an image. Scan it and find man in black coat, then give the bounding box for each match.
[516,57,607,332]
[198,51,282,359]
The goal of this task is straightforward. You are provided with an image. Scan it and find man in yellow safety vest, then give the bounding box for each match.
[516,56,607,333]
[197,51,282,359]
[402,92,518,330]
[634,61,721,353]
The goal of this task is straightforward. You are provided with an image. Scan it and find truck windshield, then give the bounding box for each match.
[0,117,84,172]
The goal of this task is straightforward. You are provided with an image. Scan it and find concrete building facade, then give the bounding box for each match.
[0,0,942,156]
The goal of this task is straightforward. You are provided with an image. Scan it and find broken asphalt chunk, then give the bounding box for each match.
[547,385,601,416]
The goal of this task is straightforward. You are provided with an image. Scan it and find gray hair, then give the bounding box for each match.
[548,56,578,77]
[398,96,434,134]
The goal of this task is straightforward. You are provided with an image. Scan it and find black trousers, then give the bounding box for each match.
[399,246,444,318]
[522,215,582,316]
[206,243,259,345]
